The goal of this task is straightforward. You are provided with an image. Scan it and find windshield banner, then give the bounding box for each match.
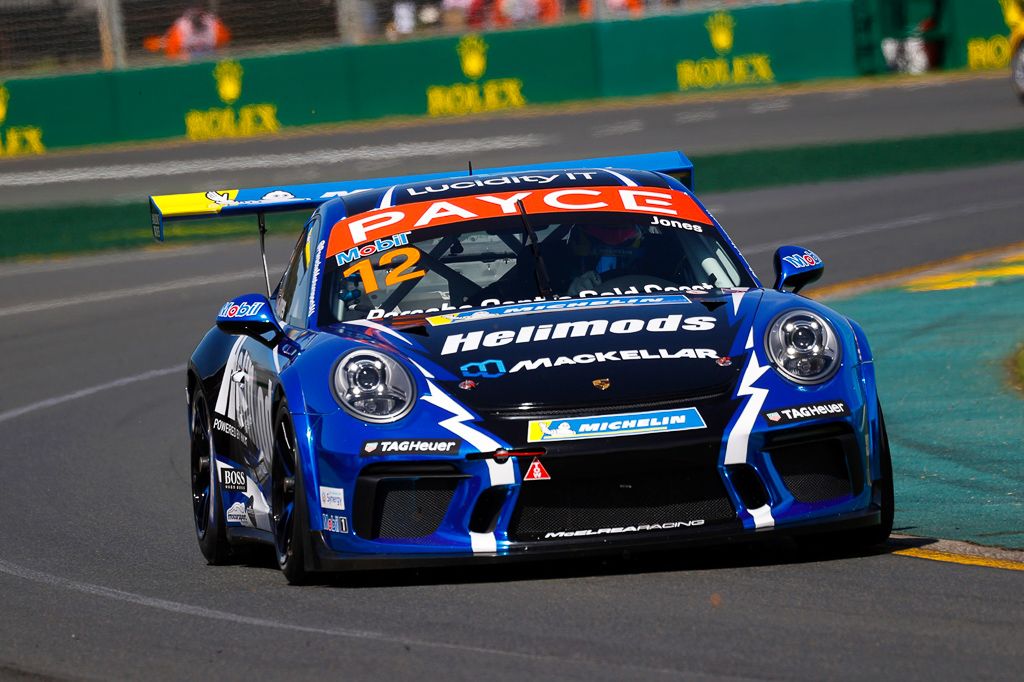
[325,185,712,260]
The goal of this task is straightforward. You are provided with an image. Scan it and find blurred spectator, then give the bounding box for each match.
[144,6,231,60]
[443,0,474,31]
[579,0,644,20]
[465,0,560,28]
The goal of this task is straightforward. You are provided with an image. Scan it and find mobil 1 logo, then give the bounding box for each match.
[220,467,248,492]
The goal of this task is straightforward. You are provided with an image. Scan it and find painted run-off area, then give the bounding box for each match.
[831,251,1024,549]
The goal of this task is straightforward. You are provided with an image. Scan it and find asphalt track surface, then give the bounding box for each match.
[0,73,1021,207]
[1,153,1023,679]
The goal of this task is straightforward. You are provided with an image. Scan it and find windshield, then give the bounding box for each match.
[319,210,754,324]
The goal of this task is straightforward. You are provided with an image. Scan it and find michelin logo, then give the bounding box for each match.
[528,407,706,443]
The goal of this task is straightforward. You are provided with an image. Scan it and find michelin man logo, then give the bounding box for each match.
[539,422,576,439]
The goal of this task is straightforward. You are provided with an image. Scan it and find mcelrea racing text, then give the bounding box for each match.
[544,520,705,538]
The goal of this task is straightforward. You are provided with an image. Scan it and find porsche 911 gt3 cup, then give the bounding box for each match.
[152,151,894,583]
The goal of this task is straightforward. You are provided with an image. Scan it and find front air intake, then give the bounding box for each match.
[354,463,466,543]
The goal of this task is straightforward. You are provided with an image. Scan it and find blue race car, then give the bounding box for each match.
[151,152,893,583]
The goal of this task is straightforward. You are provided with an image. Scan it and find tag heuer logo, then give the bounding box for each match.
[364,441,378,453]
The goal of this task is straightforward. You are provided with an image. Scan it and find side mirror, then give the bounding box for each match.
[216,294,284,344]
[773,245,824,294]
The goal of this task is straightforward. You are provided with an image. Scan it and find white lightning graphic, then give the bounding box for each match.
[421,379,514,553]
[724,331,775,528]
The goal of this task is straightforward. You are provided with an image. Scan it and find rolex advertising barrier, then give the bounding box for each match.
[0,0,1008,158]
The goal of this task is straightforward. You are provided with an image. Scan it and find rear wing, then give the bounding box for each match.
[148,150,694,241]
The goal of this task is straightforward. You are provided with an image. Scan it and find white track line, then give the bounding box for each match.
[0,135,549,187]
[0,268,268,318]
[743,198,1024,255]
[0,243,222,278]
[0,366,181,424]
[0,557,695,677]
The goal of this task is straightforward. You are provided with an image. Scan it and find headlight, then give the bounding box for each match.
[765,310,841,384]
[333,349,415,422]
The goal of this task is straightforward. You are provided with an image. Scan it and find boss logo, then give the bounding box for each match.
[220,468,248,492]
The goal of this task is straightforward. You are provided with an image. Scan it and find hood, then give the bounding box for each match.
[390,293,763,412]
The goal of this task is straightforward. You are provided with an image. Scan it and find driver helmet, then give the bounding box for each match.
[582,225,640,247]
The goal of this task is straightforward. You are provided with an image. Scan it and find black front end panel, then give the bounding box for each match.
[764,424,864,504]
[353,463,468,543]
[507,447,738,542]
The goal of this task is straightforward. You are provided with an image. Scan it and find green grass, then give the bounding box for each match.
[2,126,1023,261]
[691,127,1024,192]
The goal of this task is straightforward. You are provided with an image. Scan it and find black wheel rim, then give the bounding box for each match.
[190,394,214,538]
[272,416,297,566]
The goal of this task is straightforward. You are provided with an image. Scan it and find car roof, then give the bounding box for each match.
[340,167,682,217]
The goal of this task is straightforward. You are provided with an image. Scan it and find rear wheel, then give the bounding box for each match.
[1013,41,1024,103]
[272,400,309,584]
[190,387,231,564]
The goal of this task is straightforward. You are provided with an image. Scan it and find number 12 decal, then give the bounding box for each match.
[341,247,425,295]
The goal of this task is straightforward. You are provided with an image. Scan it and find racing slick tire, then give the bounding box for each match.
[1013,42,1024,103]
[272,400,310,585]
[190,386,232,564]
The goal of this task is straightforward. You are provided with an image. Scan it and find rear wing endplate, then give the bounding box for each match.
[148,150,694,241]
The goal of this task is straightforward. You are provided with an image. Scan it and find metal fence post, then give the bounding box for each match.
[335,0,366,45]
[97,0,127,69]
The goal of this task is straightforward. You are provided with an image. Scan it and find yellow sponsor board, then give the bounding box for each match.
[676,12,775,91]
[426,35,527,117]
[967,0,1021,70]
[0,83,46,157]
[184,61,281,141]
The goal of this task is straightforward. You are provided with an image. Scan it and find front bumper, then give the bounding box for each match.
[307,507,881,572]
[308,407,881,570]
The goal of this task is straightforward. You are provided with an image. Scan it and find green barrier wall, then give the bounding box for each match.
[944,0,1017,71]
[596,1,858,98]
[0,0,879,158]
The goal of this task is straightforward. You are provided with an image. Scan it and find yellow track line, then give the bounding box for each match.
[894,547,1024,572]
[811,240,1024,300]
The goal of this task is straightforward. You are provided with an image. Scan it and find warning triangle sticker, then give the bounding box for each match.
[523,458,551,481]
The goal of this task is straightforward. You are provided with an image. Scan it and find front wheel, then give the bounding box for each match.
[1013,41,1024,103]
[271,400,309,584]
[190,386,231,564]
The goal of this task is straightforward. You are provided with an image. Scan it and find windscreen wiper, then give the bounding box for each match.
[516,200,554,299]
